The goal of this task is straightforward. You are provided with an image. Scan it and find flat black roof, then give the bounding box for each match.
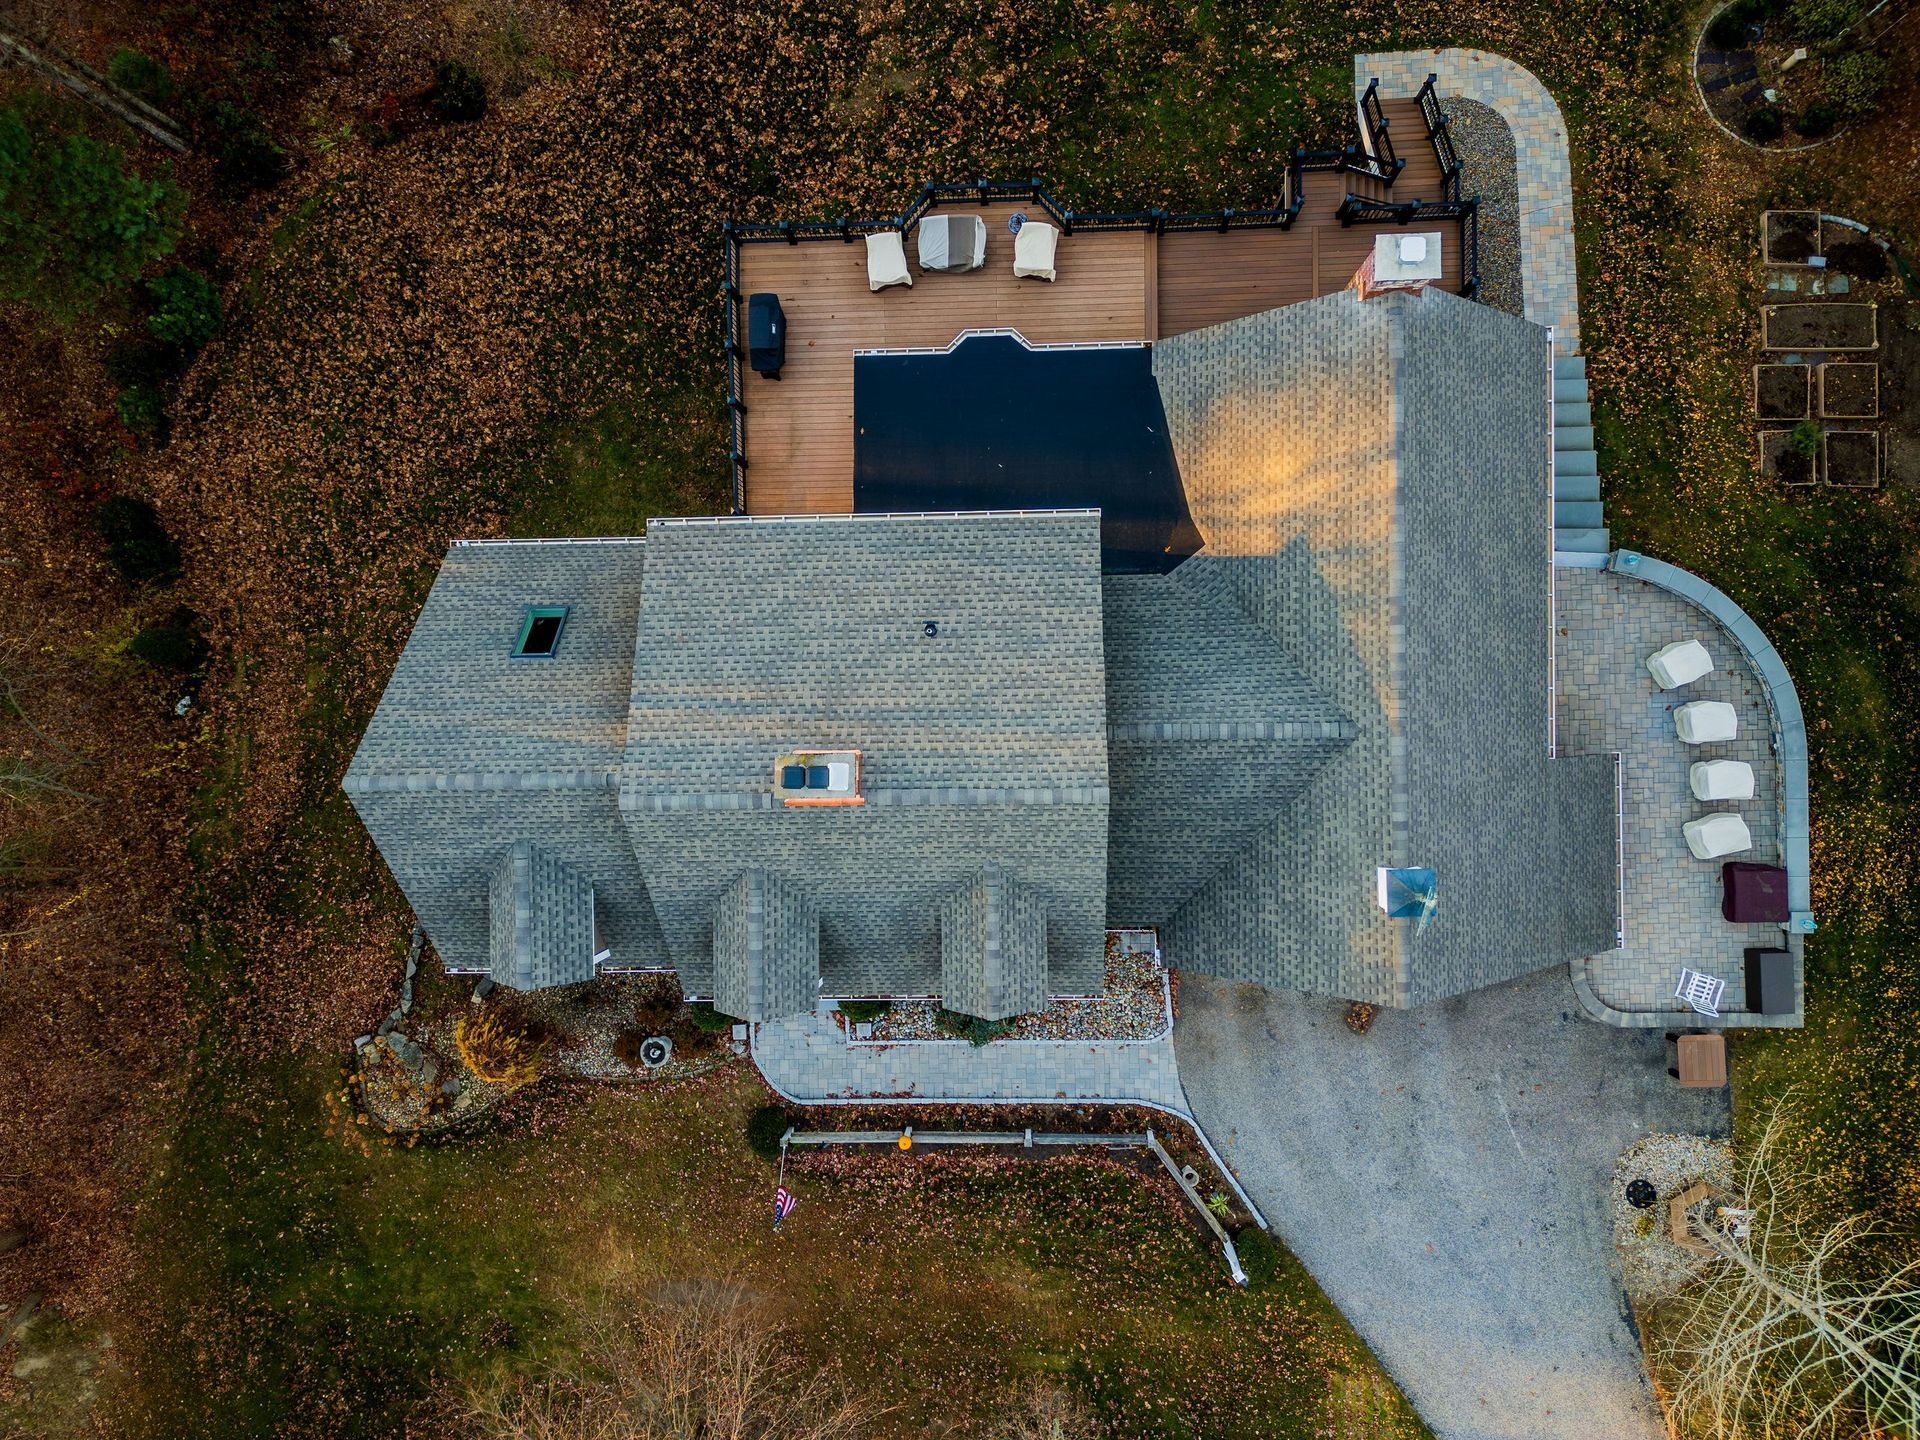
[852,332,1201,574]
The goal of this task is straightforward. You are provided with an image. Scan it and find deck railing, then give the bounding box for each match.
[1414,73,1464,201]
[1357,78,1406,185]
[720,82,1485,505]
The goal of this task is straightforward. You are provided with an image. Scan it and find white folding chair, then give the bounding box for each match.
[1675,968,1726,1017]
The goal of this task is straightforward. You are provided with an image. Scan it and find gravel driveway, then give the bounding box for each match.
[1175,966,1729,1440]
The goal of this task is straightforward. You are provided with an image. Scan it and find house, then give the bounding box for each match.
[347,277,1620,1019]
[349,80,1807,1029]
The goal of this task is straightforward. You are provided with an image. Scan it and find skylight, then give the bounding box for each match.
[513,605,570,658]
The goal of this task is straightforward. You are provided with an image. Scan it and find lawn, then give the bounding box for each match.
[4,0,1917,1434]
[92,1054,1423,1439]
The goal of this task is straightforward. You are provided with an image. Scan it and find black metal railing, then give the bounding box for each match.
[1358,78,1406,185]
[719,80,1486,503]
[1414,73,1463,201]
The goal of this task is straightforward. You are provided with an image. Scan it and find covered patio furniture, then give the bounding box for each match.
[1668,1032,1728,1087]
[1675,968,1727,1017]
[1722,862,1789,922]
[865,230,913,291]
[1675,700,1738,744]
[917,213,987,273]
[747,292,786,379]
[1013,220,1059,281]
[1684,812,1752,860]
[1743,947,1794,1014]
[1690,758,1756,801]
[1647,639,1714,689]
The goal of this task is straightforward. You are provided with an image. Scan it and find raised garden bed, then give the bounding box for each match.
[1819,362,1879,418]
[1762,209,1821,265]
[1762,302,1877,352]
[1825,429,1881,488]
[1753,363,1810,418]
[1823,229,1890,281]
[1759,428,1818,487]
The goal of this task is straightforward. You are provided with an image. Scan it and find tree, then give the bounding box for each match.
[1656,1104,1920,1439]
[463,1279,881,1439]
[144,265,222,349]
[0,95,184,322]
[93,495,181,584]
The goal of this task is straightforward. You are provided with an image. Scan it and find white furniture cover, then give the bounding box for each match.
[1690,759,1756,802]
[1683,812,1752,860]
[1674,700,1738,744]
[865,231,912,291]
[1013,221,1059,281]
[917,214,986,273]
[1647,639,1714,689]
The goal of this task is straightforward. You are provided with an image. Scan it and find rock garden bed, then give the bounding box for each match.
[356,972,741,1136]
[858,931,1170,1043]
[1759,428,1819,486]
[1819,361,1878,418]
[1612,1132,1736,1301]
[1825,428,1881,488]
[1762,301,1877,351]
[1752,362,1809,418]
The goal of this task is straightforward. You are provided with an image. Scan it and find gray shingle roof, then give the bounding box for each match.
[621,513,1109,998]
[344,540,667,980]
[711,868,820,1021]
[1104,569,1354,923]
[487,840,597,989]
[1153,289,1615,1004]
[939,867,1050,1019]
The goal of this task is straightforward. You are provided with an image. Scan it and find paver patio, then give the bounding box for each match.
[1555,567,1794,1020]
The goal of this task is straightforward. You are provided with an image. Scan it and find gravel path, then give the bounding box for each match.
[1174,966,1729,1440]
[1443,97,1524,320]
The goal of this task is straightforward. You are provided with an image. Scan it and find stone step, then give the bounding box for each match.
[1555,401,1592,427]
[1554,500,1606,529]
[1555,471,1601,501]
[1553,353,1586,379]
[1553,425,1596,451]
[1553,376,1589,404]
[1556,449,1598,477]
[1554,526,1611,554]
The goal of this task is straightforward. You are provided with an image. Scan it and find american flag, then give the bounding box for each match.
[773,1184,797,1228]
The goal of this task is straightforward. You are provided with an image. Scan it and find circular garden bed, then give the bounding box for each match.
[1696,0,1891,147]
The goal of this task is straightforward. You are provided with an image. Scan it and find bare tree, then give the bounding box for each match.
[1657,1103,1920,1439]
[463,1279,884,1440]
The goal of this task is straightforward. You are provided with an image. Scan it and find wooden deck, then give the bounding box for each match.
[736,98,1462,515]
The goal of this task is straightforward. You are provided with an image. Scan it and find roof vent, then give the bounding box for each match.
[774,749,863,807]
[923,620,939,638]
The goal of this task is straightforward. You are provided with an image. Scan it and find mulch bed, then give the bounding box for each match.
[1763,208,1821,264]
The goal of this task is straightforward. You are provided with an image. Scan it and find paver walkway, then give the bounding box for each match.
[1176,967,1729,1440]
[751,1003,1188,1110]
[1357,49,1581,354]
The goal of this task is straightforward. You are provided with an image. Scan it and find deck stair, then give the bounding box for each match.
[1553,353,1609,564]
